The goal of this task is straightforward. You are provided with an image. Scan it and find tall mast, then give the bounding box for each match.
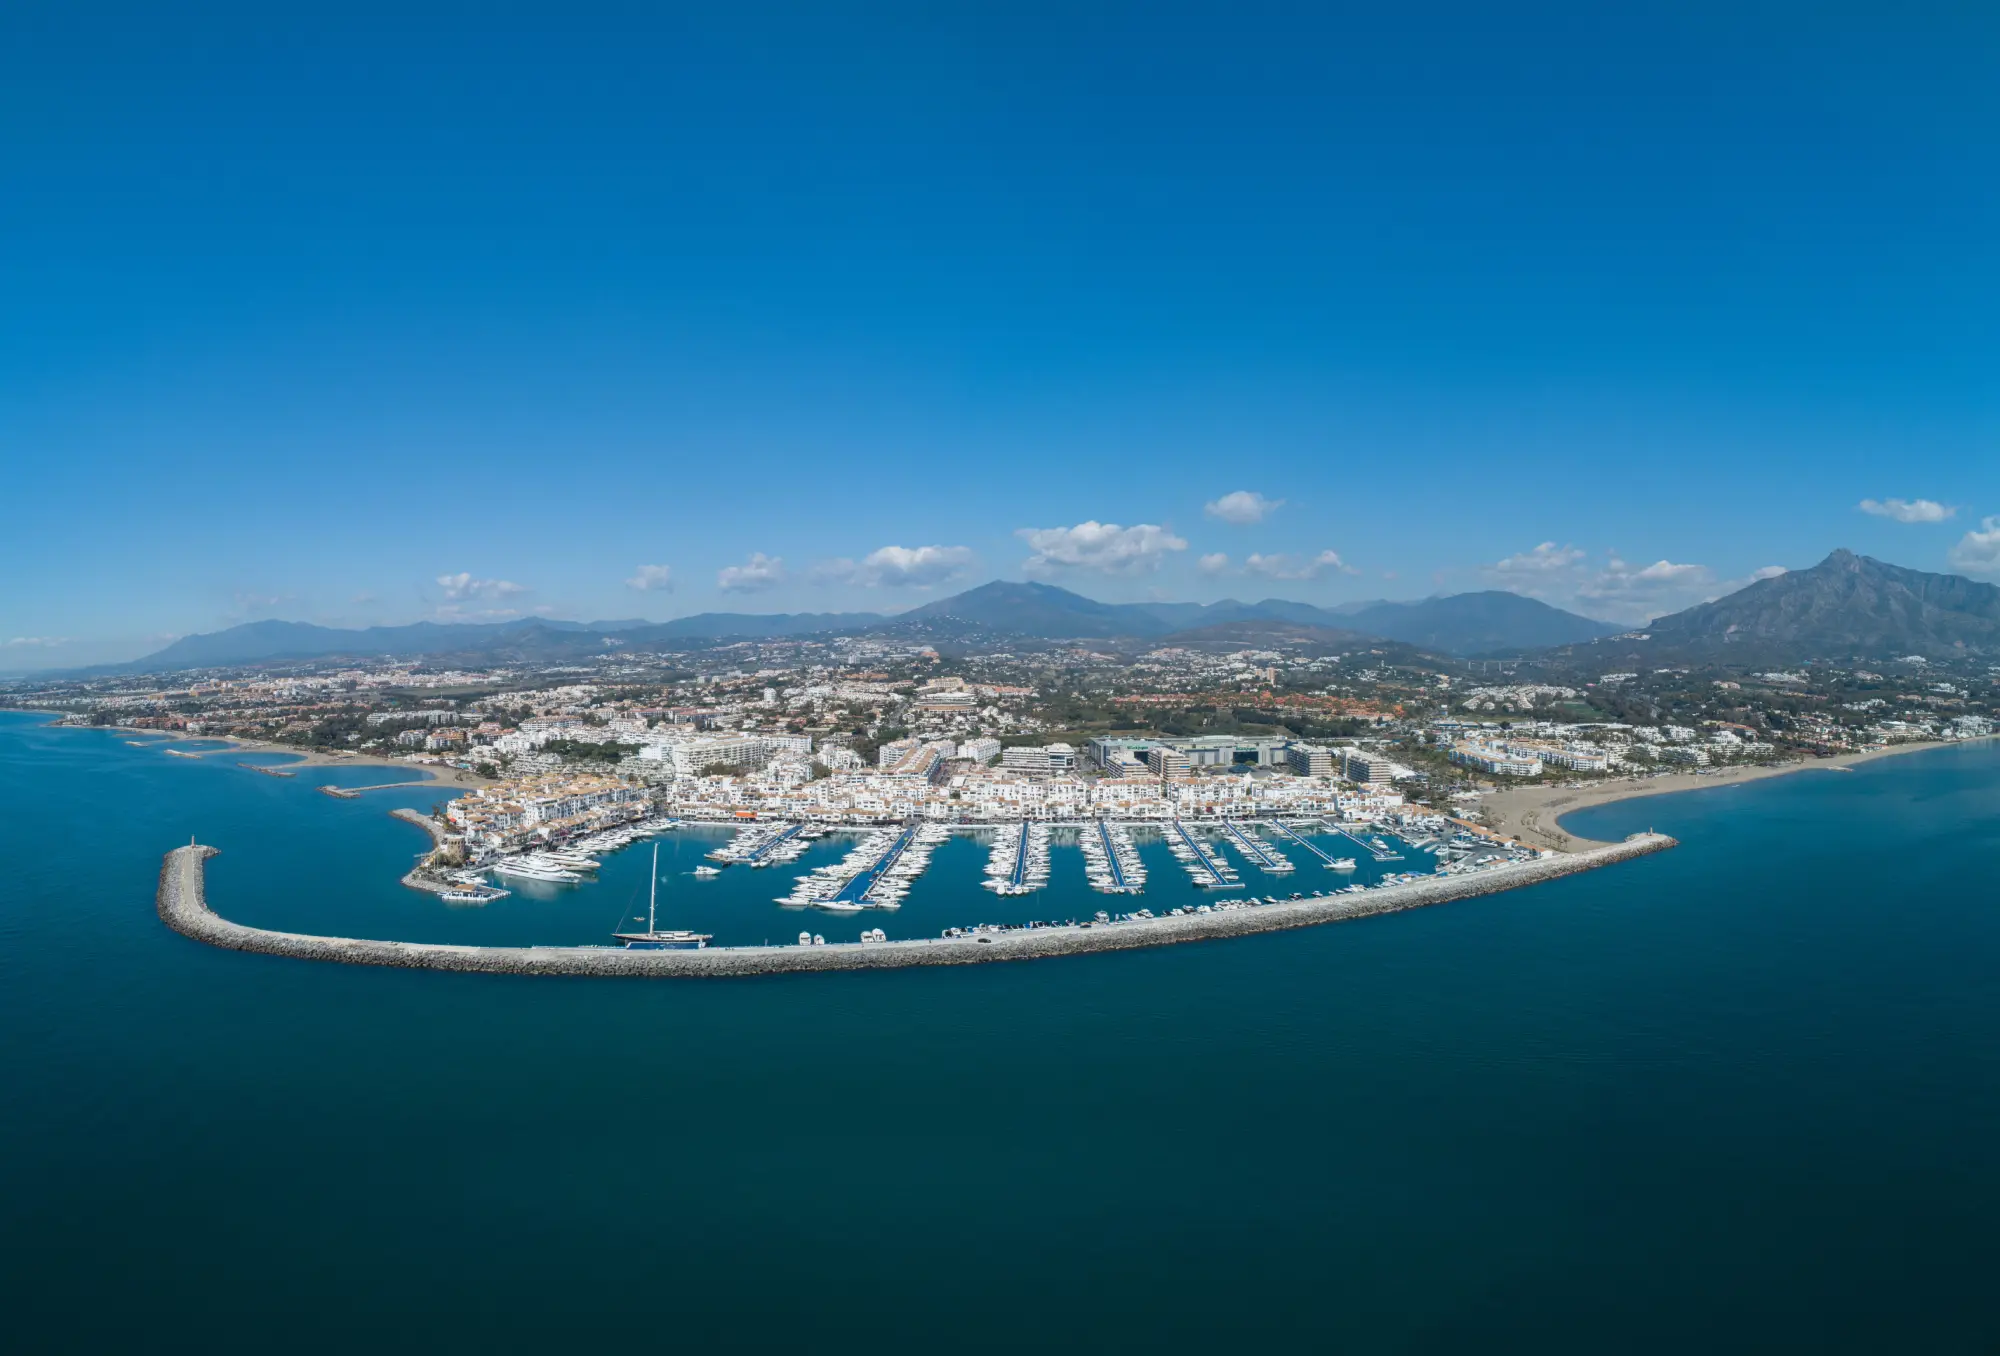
[649,842,659,933]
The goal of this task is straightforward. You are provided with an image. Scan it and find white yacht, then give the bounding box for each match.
[491,858,582,884]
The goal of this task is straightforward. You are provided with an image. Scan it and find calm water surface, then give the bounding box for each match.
[3,710,1997,1352]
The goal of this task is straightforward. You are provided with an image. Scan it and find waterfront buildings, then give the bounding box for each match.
[1449,742,1543,777]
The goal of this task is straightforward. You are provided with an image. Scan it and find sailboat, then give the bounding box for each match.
[614,843,713,950]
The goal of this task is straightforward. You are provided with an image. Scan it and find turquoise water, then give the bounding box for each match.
[3,708,1998,1351]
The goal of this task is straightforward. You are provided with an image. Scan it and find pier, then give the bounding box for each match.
[832,822,921,906]
[1318,823,1403,862]
[1096,821,1130,890]
[1221,820,1293,873]
[1259,819,1347,866]
[743,822,804,866]
[155,834,1678,978]
[1008,820,1032,888]
[1169,819,1241,888]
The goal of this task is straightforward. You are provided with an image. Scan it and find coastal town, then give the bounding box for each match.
[11,632,1996,932]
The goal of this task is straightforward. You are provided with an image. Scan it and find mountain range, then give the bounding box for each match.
[39,549,2000,679]
[1621,549,2000,659]
[86,583,1618,674]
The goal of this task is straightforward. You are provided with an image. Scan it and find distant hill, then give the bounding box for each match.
[98,580,1621,674]
[1635,549,2000,658]
[1155,620,1385,654]
[895,582,1612,654]
[899,581,1174,638]
[1340,591,1621,654]
[122,610,887,671]
[637,610,887,641]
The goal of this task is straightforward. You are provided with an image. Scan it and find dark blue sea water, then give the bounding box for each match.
[4,709,1998,1352]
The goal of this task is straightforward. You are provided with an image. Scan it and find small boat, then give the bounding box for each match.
[693,865,722,878]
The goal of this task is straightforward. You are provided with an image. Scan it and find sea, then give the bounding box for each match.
[3,707,1997,1352]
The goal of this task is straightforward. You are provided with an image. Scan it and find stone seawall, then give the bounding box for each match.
[156,834,1675,980]
[390,807,448,846]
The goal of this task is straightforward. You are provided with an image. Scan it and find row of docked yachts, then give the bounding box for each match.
[1222,821,1296,874]
[705,821,797,866]
[1080,821,1146,894]
[774,823,951,912]
[1166,823,1245,890]
[484,817,682,885]
[983,821,1051,896]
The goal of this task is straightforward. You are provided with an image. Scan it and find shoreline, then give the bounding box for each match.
[1479,737,1989,851]
[156,834,1675,979]
[8,712,493,790]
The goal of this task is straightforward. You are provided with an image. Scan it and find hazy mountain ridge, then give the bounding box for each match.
[95,580,1623,673]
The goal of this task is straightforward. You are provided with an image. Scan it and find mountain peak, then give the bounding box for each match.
[1646,552,2000,657]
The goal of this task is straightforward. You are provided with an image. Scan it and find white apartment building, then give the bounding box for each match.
[1449,742,1542,777]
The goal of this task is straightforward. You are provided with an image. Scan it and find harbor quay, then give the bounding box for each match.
[156,833,1676,979]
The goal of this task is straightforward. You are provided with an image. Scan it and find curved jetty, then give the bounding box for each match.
[156,833,1675,979]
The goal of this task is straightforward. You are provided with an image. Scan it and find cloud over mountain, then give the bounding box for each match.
[1017,522,1187,577]
[716,553,786,593]
[1859,497,1953,523]
[812,544,975,588]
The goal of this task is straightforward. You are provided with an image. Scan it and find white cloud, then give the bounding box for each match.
[1243,549,1358,582]
[1482,544,1762,623]
[1197,552,1231,576]
[436,572,527,602]
[717,552,786,593]
[4,636,70,648]
[1748,565,1789,582]
[1489,542,1585,576]
[431,605,527,622]
[1859,497,1954,524]
[812,544,975,589]
[1948,517,2000,577]
[1203,490,1283,526]
[1017,522,1188,577]
[231,590,296,614]
[625,564,675,593]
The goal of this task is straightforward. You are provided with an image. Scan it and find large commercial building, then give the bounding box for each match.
[1285,744,1335,776]
[1086,735,1292,771]
[1000,742,1077,776]
[1338,749,1395,786]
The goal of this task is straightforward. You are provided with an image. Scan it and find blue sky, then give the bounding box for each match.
[5,2,1998,667]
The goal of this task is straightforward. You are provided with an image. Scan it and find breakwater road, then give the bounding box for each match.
[391,807,449,847]
[155,834,1676,980]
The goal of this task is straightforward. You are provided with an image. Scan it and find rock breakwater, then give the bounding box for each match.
[157,834,1675,980]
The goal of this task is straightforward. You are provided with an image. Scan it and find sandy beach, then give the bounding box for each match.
[30,716,498,790]
[1476,739,1982,850]
[198,735,497,789]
